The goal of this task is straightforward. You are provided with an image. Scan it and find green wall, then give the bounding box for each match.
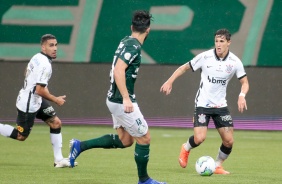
[0,0,281,66]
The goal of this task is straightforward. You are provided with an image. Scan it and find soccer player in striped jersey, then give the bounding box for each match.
[161,29,249,174]
[0,34,75,168]
[69,10,166,184]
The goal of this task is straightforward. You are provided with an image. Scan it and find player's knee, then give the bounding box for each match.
[136,133,151,145]
[122,140,134,147]
[118,135,134,147]
[47,116,62,129]
[194,135,206,145]
[17,134,27,141]
[223,139,234,147]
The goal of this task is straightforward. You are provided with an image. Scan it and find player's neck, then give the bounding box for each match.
[131,32,146,45]
[217,50,229,59]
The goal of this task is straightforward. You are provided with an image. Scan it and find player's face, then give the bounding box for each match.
[214,35,230,58]
[41,39,58,59]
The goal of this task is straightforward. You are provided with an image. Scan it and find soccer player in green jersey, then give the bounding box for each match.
[69,10,166,184]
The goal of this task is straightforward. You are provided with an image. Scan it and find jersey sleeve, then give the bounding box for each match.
[36,61,51,86]
[119,45,139,65]
[236,60,246,79]
[189,52,204,72]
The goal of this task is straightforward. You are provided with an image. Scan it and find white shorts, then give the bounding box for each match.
[106,99,148,137]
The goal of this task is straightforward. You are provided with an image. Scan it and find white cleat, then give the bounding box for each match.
[54,158,78,168]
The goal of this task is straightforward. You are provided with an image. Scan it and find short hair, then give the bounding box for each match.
[131,10,152,33]
[41,34,56,45]
[214,29,231,41]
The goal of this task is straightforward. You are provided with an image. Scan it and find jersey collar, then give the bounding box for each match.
[40,52,53,62]
[214,48,229,61]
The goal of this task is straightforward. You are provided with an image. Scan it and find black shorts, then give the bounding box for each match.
[16,98,57,137]
[193,107,233,128]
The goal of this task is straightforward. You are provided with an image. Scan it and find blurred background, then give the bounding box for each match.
[0,0,281,129]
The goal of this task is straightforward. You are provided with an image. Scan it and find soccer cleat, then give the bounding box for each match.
[54,158,78,168]
[138,178,167,184]
[69,138,82,168]
[214,166,230,174]
[178,143,190,168]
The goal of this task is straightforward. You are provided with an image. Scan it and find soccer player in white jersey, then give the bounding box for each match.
[160,29,249,174]
[0,34,75,168]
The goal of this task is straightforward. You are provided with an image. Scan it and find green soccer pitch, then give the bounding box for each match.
[0,124,281,184]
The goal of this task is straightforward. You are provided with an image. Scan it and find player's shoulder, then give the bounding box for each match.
[203,49,214,57]
[122,36,141,50]
[195,49,214,60]
[30,53,51,67]
[227,51,242,63]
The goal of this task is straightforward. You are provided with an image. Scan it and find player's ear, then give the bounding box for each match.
[145,27,150,34]
[41,44,45,52]
[227,40,231,46]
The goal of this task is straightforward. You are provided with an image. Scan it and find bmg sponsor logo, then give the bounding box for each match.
[208,76,226,85]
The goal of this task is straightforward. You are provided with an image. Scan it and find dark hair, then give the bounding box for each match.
[132,10,152,33]
[41,34,56,45]
[214,29,231,41]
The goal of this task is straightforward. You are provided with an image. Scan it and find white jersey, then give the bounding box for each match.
[189,49,246,108]
[16,52,52,113]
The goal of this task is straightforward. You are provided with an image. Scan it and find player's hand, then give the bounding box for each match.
[55,95,66,106]
[123,97,134,113]
[160,82,172,95]
[238,96,247,113]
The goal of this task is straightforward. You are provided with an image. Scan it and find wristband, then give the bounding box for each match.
[239,92,246,97]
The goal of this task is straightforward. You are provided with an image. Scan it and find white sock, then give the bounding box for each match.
[215,149,229,167]
[184,141,192,151]
[0,123,15,137]
[50,133,64,162]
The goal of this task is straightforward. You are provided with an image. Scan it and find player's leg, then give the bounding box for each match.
[68,100,131,167]
[68,129,128,167]
[119,103,165,184]
[0,109,35,141]
[179,107,209,168]
[213,107,233,174]
[37,99,68,167]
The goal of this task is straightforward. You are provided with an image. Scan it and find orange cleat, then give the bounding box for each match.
[178,143,190,168]
[214,166,230,174]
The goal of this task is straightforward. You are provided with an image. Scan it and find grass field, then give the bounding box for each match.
[0,124,281,184]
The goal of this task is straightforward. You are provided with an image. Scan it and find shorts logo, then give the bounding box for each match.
[43,106,55,115]
[198,114,206,124]
[220,115,232,121]
[136,118,147,134]
[17,125,24,133]
[138,125,147,134]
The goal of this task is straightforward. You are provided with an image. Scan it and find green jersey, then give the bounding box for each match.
[107,36,142,104]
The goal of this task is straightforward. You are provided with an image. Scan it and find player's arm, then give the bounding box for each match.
[114,58,133,113]
[238,76,249,113]
[160,62,191,95]
[35,85,66,106]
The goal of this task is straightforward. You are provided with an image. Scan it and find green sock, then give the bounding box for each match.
[134,143,150,182]
[80,134,125,151]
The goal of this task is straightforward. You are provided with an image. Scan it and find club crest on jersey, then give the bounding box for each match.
[124,52,131,60]
[198,114,206,124]
[225,64,233,73]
